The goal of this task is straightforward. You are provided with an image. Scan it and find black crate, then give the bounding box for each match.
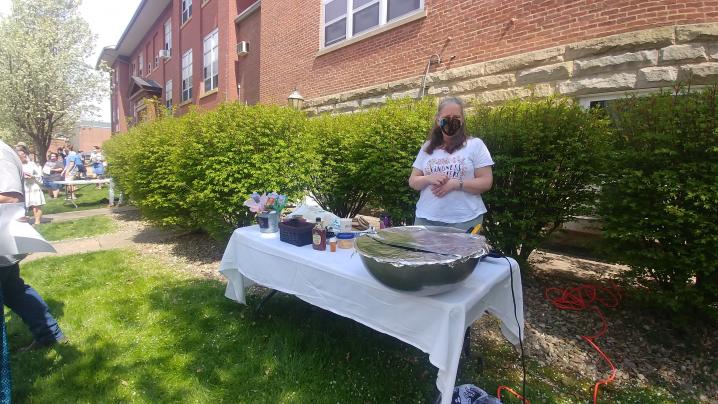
[279,219,314,247]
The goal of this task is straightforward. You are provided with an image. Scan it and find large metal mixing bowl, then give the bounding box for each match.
[354,226,490,296]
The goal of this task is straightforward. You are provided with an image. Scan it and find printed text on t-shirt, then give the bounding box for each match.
[425,156,467,179]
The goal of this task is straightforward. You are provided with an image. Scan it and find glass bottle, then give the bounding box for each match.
[312,217,326,251]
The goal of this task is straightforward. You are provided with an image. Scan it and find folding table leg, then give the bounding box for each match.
[64,185,78,208]
[463,328,471,357]
[254,289,279,315]
[108,180,115,207]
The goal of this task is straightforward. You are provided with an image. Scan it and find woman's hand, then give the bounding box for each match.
[431,178,459,198]
[409,169,449,191]
[425,173,449,188]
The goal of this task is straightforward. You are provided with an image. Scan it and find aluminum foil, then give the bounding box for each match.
[355,226,491,267]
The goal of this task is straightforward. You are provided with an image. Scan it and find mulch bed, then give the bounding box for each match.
[471,250,717,402]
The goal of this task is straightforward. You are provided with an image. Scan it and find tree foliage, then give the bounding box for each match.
[0,0,106,163]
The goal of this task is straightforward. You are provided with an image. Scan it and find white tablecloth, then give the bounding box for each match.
[219,226,525,404]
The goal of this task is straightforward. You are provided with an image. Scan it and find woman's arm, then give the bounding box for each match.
[408,168,448,191]
[462,166,493,194]
[0,193,23,204]
[431,166,493,197]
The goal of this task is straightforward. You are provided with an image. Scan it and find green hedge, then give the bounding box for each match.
[105,92,718,321]
[104,111,194,227]
[599,87,718,320]
[469,97,611,262]
[105,104,313,239]
[301,99,434,223]
[304,109,373,218]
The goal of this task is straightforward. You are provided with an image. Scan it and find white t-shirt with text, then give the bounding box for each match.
[412,138,494,223]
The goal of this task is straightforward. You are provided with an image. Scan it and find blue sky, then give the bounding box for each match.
[0,0,143,122]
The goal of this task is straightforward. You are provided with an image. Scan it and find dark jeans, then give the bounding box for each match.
[0,263,63,344]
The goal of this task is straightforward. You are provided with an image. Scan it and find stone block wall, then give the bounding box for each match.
[303,23,718,115]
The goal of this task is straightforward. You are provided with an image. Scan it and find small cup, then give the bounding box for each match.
[340,218,353,232]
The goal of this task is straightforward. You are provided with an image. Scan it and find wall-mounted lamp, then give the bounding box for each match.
[288,89,304,110]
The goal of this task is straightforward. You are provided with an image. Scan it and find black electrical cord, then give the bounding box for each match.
[505,255,527,402]
[485,252,527,402]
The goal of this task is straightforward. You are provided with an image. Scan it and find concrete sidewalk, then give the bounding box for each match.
[25,205,180,262]
[25,225,179,262]
[41,205,137,223]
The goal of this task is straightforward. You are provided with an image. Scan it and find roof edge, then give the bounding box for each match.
[235,0,261,24]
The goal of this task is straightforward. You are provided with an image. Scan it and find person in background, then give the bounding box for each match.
[14,142,32,163]
[90,145,105,189]
[62,144,79,200]
[42,153,64,199]
[0,139,66,353]
[15,146,45,226]
[56,147,66,165]
[76,150,87,179]
[408,97,494,231]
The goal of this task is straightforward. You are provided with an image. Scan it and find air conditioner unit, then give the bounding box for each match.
[237,41,249,56]
[158,49,171,59]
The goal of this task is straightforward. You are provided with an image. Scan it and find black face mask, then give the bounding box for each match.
[438,117,463,136]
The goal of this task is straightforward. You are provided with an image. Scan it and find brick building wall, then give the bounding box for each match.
[235,7,261,105]
[259,0,718,104]
[104,0,718,131]
[106,0,262,133]
[72,125,112,152]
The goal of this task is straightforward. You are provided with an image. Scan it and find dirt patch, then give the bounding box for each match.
[474,250,717,402]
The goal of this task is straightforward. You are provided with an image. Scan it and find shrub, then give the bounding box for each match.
[104,113,194,227]
[468,97,611,263]
[105,103,315,239]
[599,87,718,320]
[181,103,314,238]
[305,111,373,218]
[358,98,435,224]
[306,98,434,223]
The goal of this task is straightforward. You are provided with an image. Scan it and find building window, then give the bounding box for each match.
[164,19,172,55]
[181,49,193,102]
[181,0,192,25]
[138,54,144,77]
[322,0,423,47]
[203,29,219,93]
[165,79,173,109]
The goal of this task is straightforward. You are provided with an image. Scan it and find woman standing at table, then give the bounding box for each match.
[408,97,494,231]
[15,146,45,226]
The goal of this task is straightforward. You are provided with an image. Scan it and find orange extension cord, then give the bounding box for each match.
[497,385,530,403]
[544,282,622,404]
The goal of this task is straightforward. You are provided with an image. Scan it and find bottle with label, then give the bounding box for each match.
[312,217,326,251]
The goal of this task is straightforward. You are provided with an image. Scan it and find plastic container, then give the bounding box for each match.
[340,218,353,232]
[336,232,355,249]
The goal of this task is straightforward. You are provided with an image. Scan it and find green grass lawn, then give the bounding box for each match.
[8,251,683,403]
[43,186,117,215]
[35,216,117,241]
